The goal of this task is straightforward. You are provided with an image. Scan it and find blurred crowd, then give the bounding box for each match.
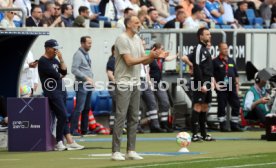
[0,0,275,29]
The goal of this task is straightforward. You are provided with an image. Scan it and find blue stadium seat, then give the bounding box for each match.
[243,25,254,29]
[215,24,221,29]
[0,12,4,22]
[91,90,112,116]
[254,24,263,29]
[221,25,232,29]
[254,17,263,26]
[246,9,255,25]
[13,20,22,27]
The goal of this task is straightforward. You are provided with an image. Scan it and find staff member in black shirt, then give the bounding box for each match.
[213,42,243,132]
[38,39,84,151]
[188,27,215,142]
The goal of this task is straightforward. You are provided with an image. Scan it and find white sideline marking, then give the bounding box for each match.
[123,155,267,168]
[0,159,21,161]
[215,162,276,168]
[69,158,109,160]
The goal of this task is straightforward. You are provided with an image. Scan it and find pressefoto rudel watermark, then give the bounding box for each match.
[43,77,235,92]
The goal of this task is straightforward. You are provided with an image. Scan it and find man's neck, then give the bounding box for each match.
[125,29,135,37]
[220,54,228,60]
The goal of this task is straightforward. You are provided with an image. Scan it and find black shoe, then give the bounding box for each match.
[230,122,243,132]
[192,134,203,142]
[220,122,230,132]
[137,125,144,134]
[160,122,174,133]
[150,127,166,133]
[203,134,216,141]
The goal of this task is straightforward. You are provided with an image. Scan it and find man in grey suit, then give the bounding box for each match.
[70,36,94,136]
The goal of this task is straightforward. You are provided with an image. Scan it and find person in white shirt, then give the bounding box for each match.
[184,5,204,29]
[116,7,135,30]
[20,52,39,97]
[0,11,16,28]
[73,0,99,20]
[13,0,32,17]
[222,0,240,28]
[114,0,133,19]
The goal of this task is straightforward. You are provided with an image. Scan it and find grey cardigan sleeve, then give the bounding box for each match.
[71,51,87,81]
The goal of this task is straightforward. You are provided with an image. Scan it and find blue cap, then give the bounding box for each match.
[44,39,62,49]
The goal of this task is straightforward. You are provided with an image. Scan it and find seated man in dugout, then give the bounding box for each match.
[242,72,273,125]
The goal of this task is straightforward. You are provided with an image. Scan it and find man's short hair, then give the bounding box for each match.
[192,5,202,15]
[124,7,133,14]
[78,6,89,15]
[45,1,54,11]
[81,36,91,43]
[124,15,134,28]
[175,5,183,12]
[176,11,185,17]
[197,27,209,39]
[31,5,41,14]
[147,8,157,15]
[61,3,71,14]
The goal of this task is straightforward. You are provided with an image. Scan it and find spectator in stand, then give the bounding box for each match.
[271,2,276,28]
[179,0,194,16]
[140,0,152,8]
[76,6,98,27]
[245,0,260,17]
[164,10,187,28]
[165,5,184,22]
[114,0,133,19]
[259,0,273,23]
[205,0,225,25]
[246,0,262,10]
[130,0,142,15]
[195,0,216,26]
[61,3,74,27]
[72,15,85,27]
[146,8,162,29]
[150,0,170,19]
[117,7,135,30]
[0,11,16,28]
[184,5,205,29]
[222,0,240,28]
[42,1,64,27]
[74,0,100,27]
[137,9,149,29]
[234,1,250,26]
[13,0,32,18]
[26,5,43,27]
[99,0,117,21]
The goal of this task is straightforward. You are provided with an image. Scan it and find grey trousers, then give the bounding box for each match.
[112,85,140,152]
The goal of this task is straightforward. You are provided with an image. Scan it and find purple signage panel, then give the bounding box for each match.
[8,97,55,151]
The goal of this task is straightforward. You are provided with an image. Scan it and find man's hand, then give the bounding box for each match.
[56,50,63,60]
[90,13,99,20]
[158,51,169,59]
[33,83,38,91]
[86,77,95,87]
[29,61,38,68]
[201,85,208,93]
[260,97,270,104]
